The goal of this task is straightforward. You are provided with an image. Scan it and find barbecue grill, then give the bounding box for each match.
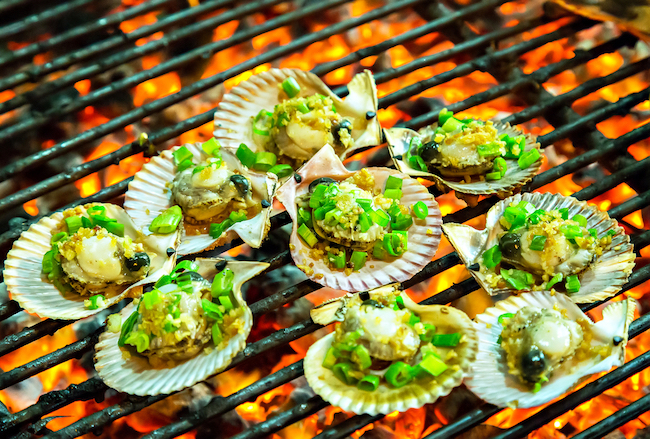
[0,0,649,437]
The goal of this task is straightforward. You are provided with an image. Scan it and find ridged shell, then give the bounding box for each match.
[442,192,635,303]
[384,121,542,205]
[276,144,442,292]
[213,68,381,164]
[304,284,478,415]
[94,258,268,396]
[465,291,634,408]
[124,143,277,255]
[3,203,179,320]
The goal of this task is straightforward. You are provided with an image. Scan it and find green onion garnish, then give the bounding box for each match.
[149,205,182,234]
[281,77,301,98]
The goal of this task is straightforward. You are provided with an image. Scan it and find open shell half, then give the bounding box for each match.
[442,192,635,303]
[213,68,381,167]
[4,203,178,320]
[466,290,635,408]
[384,121,541,206]
[276,144,442,292]
[124,142,277,255]
[94,258,268,396]
[304,284,478,415]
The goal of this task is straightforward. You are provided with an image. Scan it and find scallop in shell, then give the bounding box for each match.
[304,284,478,415]
[94,258,268,396]
[214,68,381,168]
[124,141,277,255]
[466,290,634,408]
[442,192,635,304]
[384,118,541,206]
[3,203,179,320]
[275,144,442,293]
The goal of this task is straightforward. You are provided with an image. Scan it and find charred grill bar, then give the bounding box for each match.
[0,0,649,438]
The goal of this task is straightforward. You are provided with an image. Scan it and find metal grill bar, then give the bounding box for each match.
[0,0,240,96]
[0,0,41,15]
[571,393,650,439]
[0,0,421,206]
[0,0,179,69]
[0,0,95,41]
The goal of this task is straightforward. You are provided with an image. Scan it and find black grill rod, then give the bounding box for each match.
[0,0,95,42]
[0,0,242,97]
[0,0,490,181]
[0,0,41,15]
[0,0,179,69]
[0,0,424,210]
[425,308,650,439]
[0,318,73,358]
[572,393,650,439]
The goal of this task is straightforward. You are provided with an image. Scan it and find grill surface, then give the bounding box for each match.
[0,0,649,438]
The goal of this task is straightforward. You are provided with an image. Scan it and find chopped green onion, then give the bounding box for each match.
[357,375,380,392]
[372,241,386,260]
[281,77,301,98]
[565,274,581,293]
[504,205,527,229]
[528,209,545,225]
[606,229,616,237]
[104,221,124,237]
[385,361,413,388]
[493,157,507,178]
[356,199,373,212]
[53,279,72,294]
[390,213,413,231]
[384,188,402,200]
[192,165,206,175]
[252,109,273,136]
[209,218,234,238]
[432,332,461,347]
[87,205,105,215]
[324,209,342,227]
[477,142,502,157]
[296,101,310,114]
[518,148,541,169]
[149,205,182,234]
[385,175,403,190]
[212,323,223,346]
[588,228,598,238]
[414,354,448,377]
[482,244,502,269]
[218,295,234,311]
[333,362,358,385]
[202,138,221,156]
[498,313,515,325]
[164,322,178,333]
[358,212,373,233]
[298,207,312,228]
[369,209,390,227]
[500,268,534,290]
[558,207,569,220]
[351,345,372,370]
[419,323,437,343]
[408,155,427,172]
[298,223,318,247]
[395,296,405,310]
[142,290,162,310]
[174,259,199,274]
[236,143,257,168]
[51,231,68,244]
[314,203,336,221]
[502,134,525,159]
[42,250,56,274]
[408,312,420,326]
[441,117,463,133]
[86,294,106,310]
[177,159,193,173]
[322,347,338,369]
[268,164,293,178]
[327,250,346,269]
[229,210,248,223]
[81,216,92,228]
[438,108,453,126]
[560,224,582,239]
[309,185,328,209]
[65,216,83,235]
[546,273,563,290]
[172,146,193,166]
[125,331,149,353]
[350,251,367,271]
[572,214,587,227]
[529,235,547,251]
[212,268,234,297]
[485,171,502,181]
[412,201,428,220]
[383,232,407,257]
[252,151,277,172]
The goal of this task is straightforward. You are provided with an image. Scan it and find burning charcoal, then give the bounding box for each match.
[149,383,214,420]
[457,425,505,439]
[360,424,395,439]
[572,163,608,188]
[30,87,80,116]
[396,97,446,119]
[434,388,485,426]
[196,396,251,439]
[0,374,43,412]
[632,426,650,438]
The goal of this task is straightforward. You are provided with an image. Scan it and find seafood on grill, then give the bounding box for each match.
[213,68,381,170]
[304,284,478,415]
[384,109,542,206]
[276,144,442,292]
[442,192,635,303]
[466,290,634,408]
[94,258,268,396]
[124,139,277,256]
[4,203,178,320]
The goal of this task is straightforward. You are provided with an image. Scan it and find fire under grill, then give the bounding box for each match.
[0,0,649,438]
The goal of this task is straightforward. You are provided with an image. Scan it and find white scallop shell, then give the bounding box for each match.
[213,68,381,163]
[276,144,442,293]
[442,192,635,303]
[466,291,634,408]
[124,142,278,255]
[384,121,542,205]
[304,284,478,415]
[94,258,268,396]
[3,203,179,320]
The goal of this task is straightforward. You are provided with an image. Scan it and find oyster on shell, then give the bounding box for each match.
[214,68,381,168]
[276,144,442,293]
[3,203,179,320]
[94,258,269,396]
[124,141,277,255]
[466,291,635,408]
[385,114,541,206]
[304,284,478,415]
[442,192,635,304]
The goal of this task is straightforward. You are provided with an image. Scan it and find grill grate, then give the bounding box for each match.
[0,0,649,438]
